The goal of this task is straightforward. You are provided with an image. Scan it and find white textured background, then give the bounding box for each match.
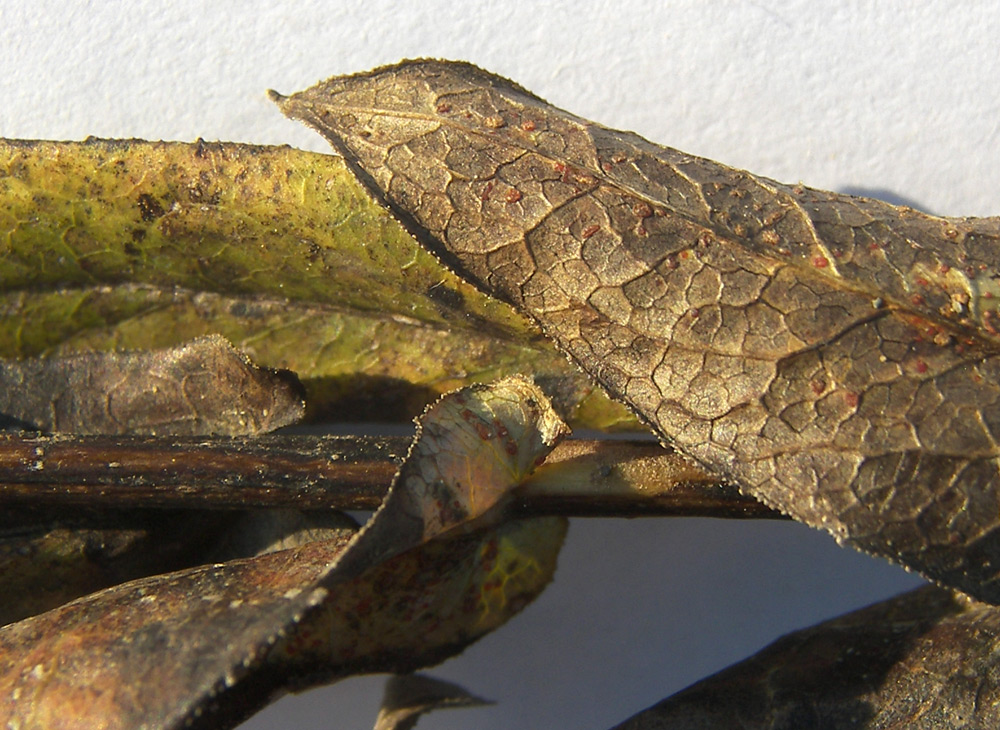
[2,2,997,728]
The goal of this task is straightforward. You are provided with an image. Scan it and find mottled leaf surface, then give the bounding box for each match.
[0,378,567,728]
[610,586,1000,730]
[276,60,1000,602]
[0,335,304,435]
[0,139,635,430]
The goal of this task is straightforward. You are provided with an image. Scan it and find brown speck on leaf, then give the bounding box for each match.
[505,189,522,204]
[520,119,536,131]
[984,310,1000,336]
[763,210,785,226]
[436,102,451,113]
[632,201,653,219]
[812,255,829,268]
[581,224,600,239]
[137,193,166,222]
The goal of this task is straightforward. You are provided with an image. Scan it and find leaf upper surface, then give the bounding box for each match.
[276,59,1000,602]
[0,139,637,430]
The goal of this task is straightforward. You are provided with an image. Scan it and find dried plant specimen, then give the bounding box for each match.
[0,335,304,435]
[275,59,1000,603]
[0,377,566,727]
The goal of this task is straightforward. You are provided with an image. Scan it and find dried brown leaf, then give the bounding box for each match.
[609,586,1000,730]
[275,60,1000,603]
[0,335,304,435]
[0,377,567,728]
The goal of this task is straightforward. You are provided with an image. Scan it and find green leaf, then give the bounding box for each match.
[0,139,637,430]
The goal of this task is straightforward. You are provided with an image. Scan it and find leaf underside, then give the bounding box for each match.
[275,59,1000,604]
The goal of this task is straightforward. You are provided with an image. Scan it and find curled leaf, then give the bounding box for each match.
[609,586,1000,730]
[0,378,567,728]
[313,374,569,582]
[0,335,304,435]
[276,60,1000,603]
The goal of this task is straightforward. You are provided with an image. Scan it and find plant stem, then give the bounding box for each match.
[0,433,781,519]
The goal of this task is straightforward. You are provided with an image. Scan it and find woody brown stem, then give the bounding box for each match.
[0,432,781,519]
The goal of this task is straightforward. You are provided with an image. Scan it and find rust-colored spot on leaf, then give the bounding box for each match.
[632,201,653,219]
